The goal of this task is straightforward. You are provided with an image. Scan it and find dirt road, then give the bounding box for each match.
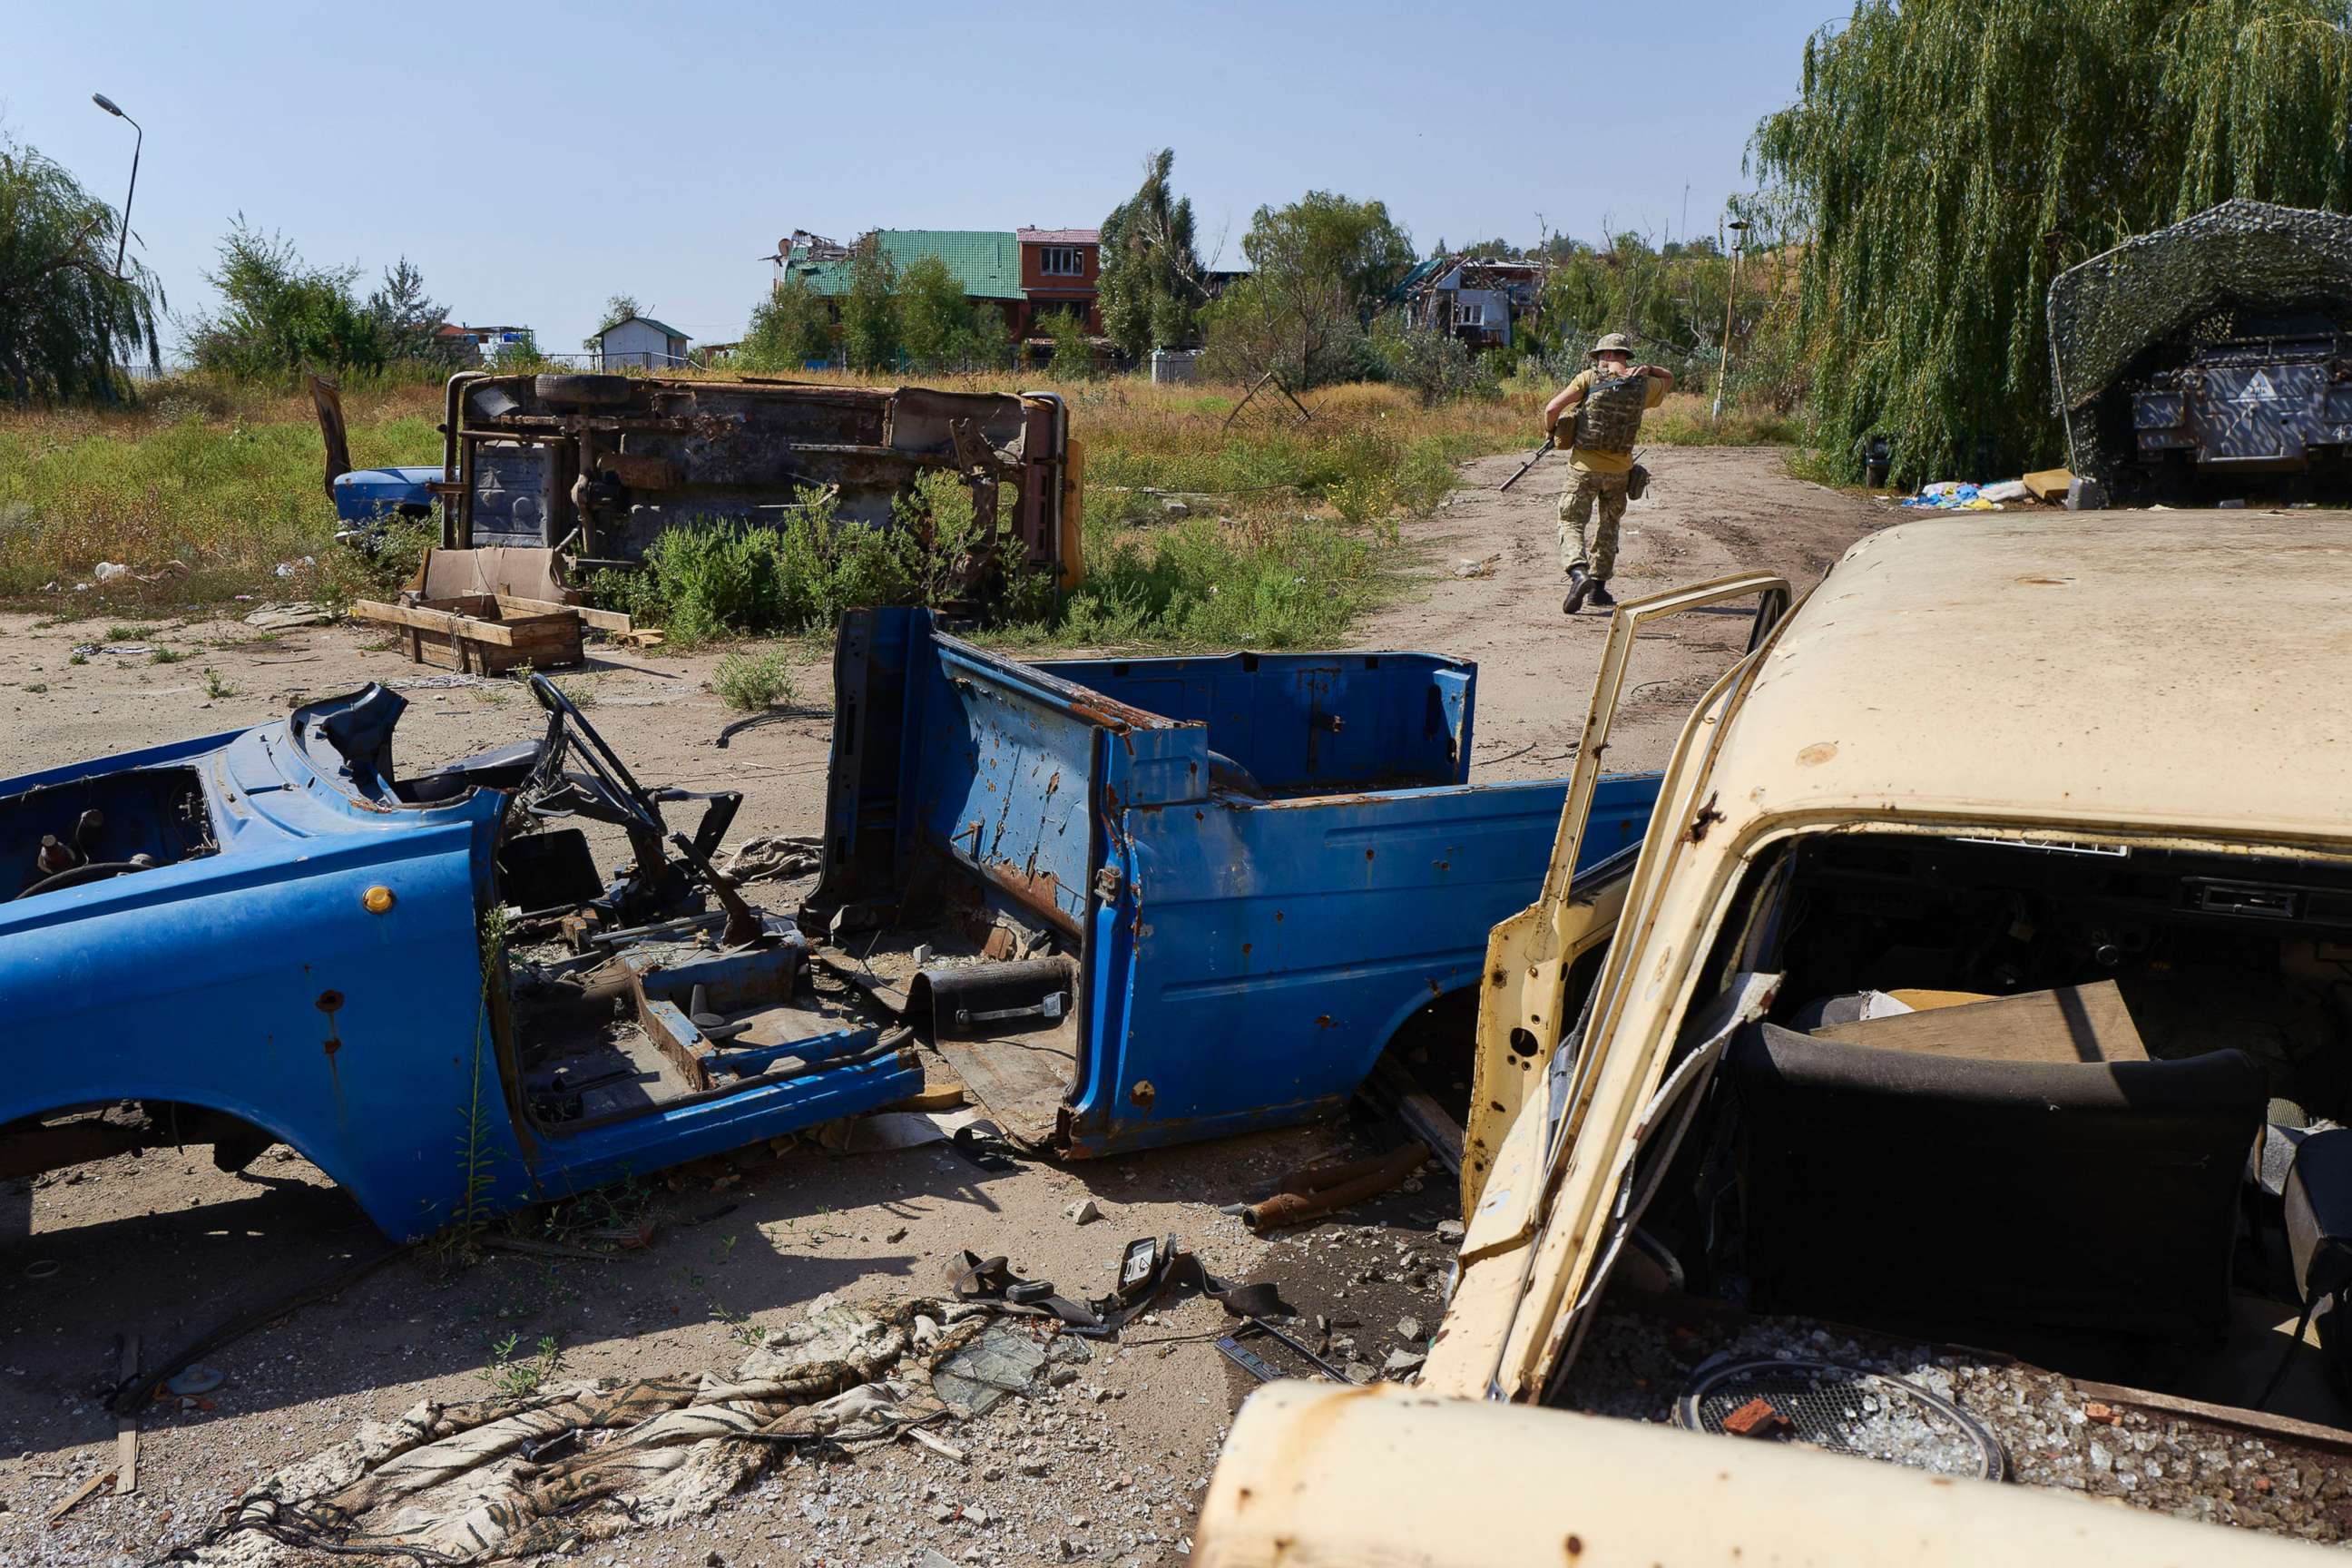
[1372,444,1887,783]
[0,446,1886,1568]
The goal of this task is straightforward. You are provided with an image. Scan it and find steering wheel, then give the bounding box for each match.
[524,673,664,835]
[11,859,145,902]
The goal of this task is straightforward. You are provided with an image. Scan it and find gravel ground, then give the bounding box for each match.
[2,1108,1455,1568]
[1561,1301,2352,1546]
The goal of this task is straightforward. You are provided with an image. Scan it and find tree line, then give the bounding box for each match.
[1754,0,2352,483]
[33,0,2347,462]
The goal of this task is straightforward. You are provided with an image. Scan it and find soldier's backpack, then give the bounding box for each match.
[1572,370,1651,456]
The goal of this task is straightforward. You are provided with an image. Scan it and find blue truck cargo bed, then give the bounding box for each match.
[804,609,1663,1156]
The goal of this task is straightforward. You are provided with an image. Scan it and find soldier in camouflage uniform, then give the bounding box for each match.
[1544,333,1674,614]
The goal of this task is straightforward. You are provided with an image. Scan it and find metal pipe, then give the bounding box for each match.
[1241,1141,1429,1232]
[441,371,488,548]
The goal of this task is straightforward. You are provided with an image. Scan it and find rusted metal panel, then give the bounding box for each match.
[445,374,1075,593]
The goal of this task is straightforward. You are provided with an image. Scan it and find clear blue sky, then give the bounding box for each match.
[11,0,1838,357]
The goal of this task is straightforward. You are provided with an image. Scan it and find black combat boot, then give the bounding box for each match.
[1563,566,1592,614]
[1588,581,1617,609]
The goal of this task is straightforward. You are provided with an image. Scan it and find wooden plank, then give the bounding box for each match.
[349,599,520,647]
[46,1469,115,1525]
[496,595,632,633]
[115,1332,137,1494]
[1884,988,1993,1013]
[1818,980,2147,1064]
[907,1426,968,1463]
[2023,466,2074,502]
[2071,1376,2352,1455]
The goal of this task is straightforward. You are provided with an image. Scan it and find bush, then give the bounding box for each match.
[593,479,1005,643]
[1040,310,1093,379]
[1358,317,1497,404]
[740,278,835,371]
[308,516,436,609]
[185,222,461,386]
[712,649,796,712]
[1055,512,1388,650]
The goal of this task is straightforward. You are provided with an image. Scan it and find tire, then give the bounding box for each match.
[534,373,632,408]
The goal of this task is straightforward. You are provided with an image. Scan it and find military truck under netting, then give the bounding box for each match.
[2048,199,2352,507]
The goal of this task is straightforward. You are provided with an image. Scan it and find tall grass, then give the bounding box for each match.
[0,373,443,602]
[0,367,1798,639]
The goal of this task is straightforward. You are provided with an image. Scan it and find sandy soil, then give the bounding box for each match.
[0,446,1887,1567]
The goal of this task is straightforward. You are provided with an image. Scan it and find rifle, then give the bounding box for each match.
[1499,434,1554,492]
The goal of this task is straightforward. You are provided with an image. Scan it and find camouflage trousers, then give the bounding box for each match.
[1558,469,1630,580]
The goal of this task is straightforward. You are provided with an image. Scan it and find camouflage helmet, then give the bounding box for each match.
[1589,332,1635,359]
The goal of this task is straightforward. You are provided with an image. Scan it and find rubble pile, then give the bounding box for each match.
[1561,1306,2352,1544]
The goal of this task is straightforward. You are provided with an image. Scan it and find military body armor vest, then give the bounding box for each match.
[1572,370,1649,455]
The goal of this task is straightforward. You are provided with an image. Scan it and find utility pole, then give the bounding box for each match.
[1711,219,1749,426]
[91,93,142,278]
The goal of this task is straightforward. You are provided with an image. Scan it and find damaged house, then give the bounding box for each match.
[1392,255,1550,351]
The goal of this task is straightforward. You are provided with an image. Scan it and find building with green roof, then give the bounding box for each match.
[772,228,1103,354]
[783,230,1025,302]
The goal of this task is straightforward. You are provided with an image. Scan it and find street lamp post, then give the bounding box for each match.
[1711,218,1749,426]
[90,93,142,278]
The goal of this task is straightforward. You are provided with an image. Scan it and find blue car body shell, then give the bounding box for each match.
[332,465,442,524]
[0,692,919,1240]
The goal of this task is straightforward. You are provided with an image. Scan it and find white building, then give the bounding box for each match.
[597,315,689,370]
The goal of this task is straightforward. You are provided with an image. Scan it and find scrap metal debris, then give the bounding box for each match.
[712,835,823,886]
[1240,1142,1429,1232]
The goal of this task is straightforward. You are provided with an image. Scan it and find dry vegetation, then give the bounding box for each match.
[0,368,1792,647]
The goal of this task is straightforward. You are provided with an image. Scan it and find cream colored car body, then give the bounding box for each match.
[1196,1382,2324,1568]
[1198,516,2352,1565]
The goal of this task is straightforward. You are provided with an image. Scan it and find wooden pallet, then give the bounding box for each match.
[349,593,593,674]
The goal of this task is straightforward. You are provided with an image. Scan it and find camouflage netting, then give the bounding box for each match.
[2048,200,2352,483]
[172,1298,1056,1566]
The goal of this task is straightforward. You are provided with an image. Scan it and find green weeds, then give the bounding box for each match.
[594,475,990,646]
[439,903,510,1258]
[481,1331,563,1398]
[712,649,795,712]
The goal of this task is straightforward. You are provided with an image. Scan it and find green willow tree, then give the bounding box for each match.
[1752,0,2352,483]
[0,140,160,400]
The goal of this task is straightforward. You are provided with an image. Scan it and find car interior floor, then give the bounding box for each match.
[1631,834,2352,1429]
